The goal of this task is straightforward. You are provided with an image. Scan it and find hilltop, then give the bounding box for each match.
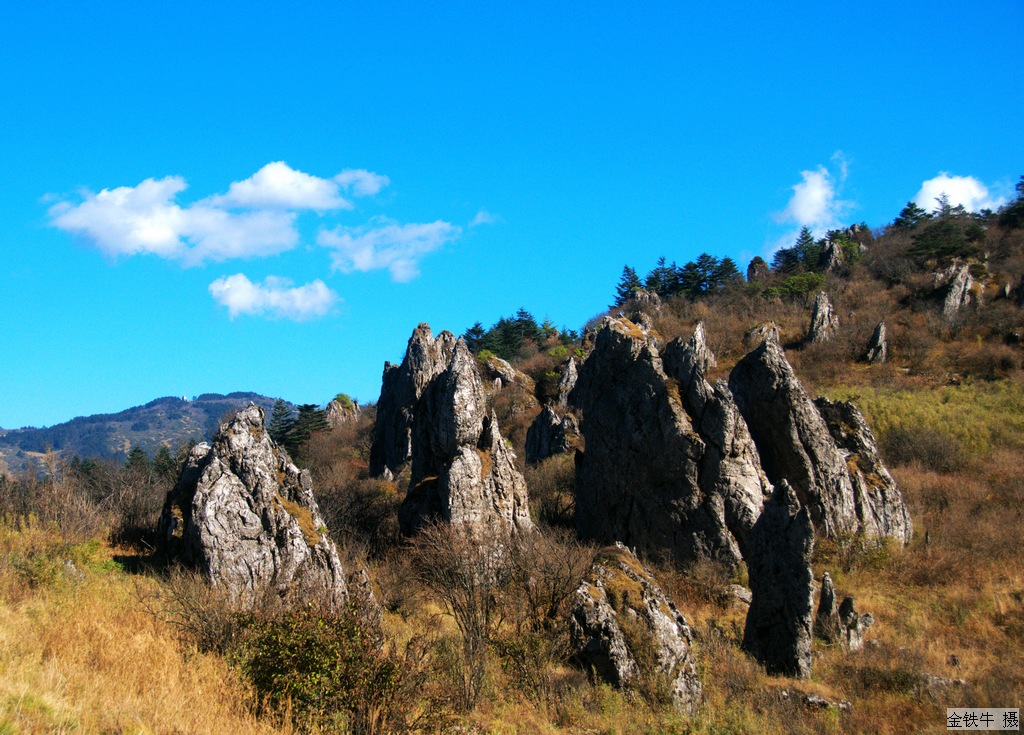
[0,392,286,474]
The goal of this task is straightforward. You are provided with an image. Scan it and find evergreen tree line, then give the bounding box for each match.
[614,253,741,306]
[462,308,577,360]
[268,400,329,455]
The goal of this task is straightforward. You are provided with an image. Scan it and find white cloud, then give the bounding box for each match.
[50,174,299,265]
[914,173,1005,213]
[469,209,499,227]
[208,274,338,321]
[333,169,390,197]
[318,218,461,282]
[208,161,352,210]
[769,154,854,253]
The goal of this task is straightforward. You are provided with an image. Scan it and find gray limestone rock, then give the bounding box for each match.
[729,333,860,539]
[814,572,841,643]
[326,397,359,428]
[807,291,840,343]
[555,357,579,407]
[525,405,580,464]
[942,264,974,321]
[820,239,844,272]
[569,543,702,713]
[742,481,815,678]
[481,355,535,395]
[865,321,888,364]
[157,404,348,610]
[397,333,533,537]
[684,321,717,372]
[814,398,913,544]
[838,596,874,651]
[369,324,459,478]
[571,318,767,568]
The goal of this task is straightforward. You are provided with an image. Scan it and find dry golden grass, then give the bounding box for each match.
[0,525,281,735]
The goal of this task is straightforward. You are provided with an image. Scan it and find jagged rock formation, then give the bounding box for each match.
[814,572,841,642]
[742,481,815,678]
[157,405,348,610]
[621,289,663,318]
[370,324,458,479]
[555,357,578,407]
[525,405,580,464]
[942,264,975,321]
[865,321,888,364]
[569,543,702,713]
[814,398,912,543]
[730,331,911,544]
[571,319,767,567]
[816,574,873,651]
[807,291,839,343]
[683,321,717,371]
[838,596,874,651]
[747,257,770,283]
[394,329,533,537]
[481,355,535,395]
[326,396,359,427]
[820,239,843,272]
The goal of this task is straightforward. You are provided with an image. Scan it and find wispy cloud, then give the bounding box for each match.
[770,152,854,252]
[208,274,338,321]
[48,162,390,266]
[914,173,1005,213]
[333,169,390,197]
[469,209,499,228]
[318,217,461,282]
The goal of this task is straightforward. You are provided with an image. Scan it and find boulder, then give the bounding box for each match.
[525,405,580,464]
[814,398,913,544]
[571,318,767,568]
[814,572,841,643]
[397,332,533,537]
[569,543,702,713]
[482,355,535,394]
[807,291,839,343]
[369,324,459,478]
[157,405,348,610]
[747,257,770,283]
[865,321,888,364]
[742,481,815,678]
[942,264,974,321]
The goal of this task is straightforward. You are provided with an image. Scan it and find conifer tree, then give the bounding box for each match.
[614,265,642,306]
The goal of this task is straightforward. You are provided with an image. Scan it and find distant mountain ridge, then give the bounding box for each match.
[0,392,288,474]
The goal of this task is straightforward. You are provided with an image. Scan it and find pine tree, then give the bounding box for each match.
[268,399,295,446]
[892,201,930,231]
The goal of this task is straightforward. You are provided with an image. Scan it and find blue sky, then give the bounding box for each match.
[2,1,1022,429]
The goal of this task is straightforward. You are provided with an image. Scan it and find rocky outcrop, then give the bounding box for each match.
[729,332,911,544]
[814,572,841,643]
[838,596,874,651]
[807,292,839,343]
[396,331,533,537]
[729,334,859,539]
[481,355,535,394]
[820,240,843,272]
[569,543,702,713]
[683,321,717,371]
[622,289,663,318]
[814,398,913,544]
[157,405,348,610]
[747,257,770,283]
[326,396,359,427]
[865,321,888,364]
[742,481,815,678]
[942,264,974,321]
[571,319,767,568]
[555,357,578,407]
[816,575,873,651]
[369,324,459,479]
[525,405,580,464]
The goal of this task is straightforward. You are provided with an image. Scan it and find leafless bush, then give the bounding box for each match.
[508,526,594,630]
[412,522,512,710]
[140,566,248,654]
[524,453,576,528]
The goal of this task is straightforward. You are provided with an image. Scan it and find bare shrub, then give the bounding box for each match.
[882,426,966,473]
[412,522,512,710]
[508,526,595,629]
[524,452,576,528]
[141,566,247,655]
